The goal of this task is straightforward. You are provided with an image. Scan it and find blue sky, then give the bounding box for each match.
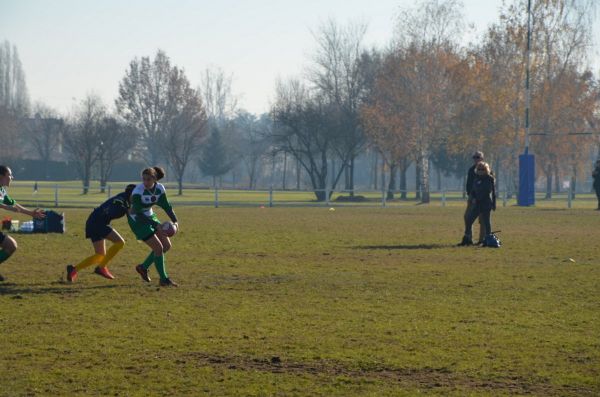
[1,0,598,115]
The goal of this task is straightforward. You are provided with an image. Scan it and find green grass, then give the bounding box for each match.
[0,205,599,396]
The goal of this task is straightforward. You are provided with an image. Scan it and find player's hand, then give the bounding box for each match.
[32,208,46,219]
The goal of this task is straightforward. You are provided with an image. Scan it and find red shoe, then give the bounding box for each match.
[94,266,115,280]
[135,264,151,282]
[66,265,78,282]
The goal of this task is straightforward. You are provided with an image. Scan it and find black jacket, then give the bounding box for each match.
[470,174,496,212]
[593,166,600,190]
[465,164,477,195]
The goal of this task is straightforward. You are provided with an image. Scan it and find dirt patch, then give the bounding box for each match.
[179,352,594,396]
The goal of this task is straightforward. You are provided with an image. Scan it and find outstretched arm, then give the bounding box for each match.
[1,203,45,219]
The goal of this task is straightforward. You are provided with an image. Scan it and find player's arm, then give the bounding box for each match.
[157,193,178,224]
[1,195,45,219]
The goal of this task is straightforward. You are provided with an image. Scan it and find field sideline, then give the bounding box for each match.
[0,205,599,396]
[6,180,599,209]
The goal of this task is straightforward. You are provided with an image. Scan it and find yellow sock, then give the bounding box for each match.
[98,241,125,268]
[75,253,105,271]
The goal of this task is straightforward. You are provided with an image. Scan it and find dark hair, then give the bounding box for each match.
[142,166,165,181]
[0,165,10,176]
[125,184,136,199]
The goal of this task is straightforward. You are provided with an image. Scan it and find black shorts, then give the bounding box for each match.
[85,215,113,243]
[0,232,5,244]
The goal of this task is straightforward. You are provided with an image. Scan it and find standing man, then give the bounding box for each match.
[592,159,600,210]
[458,151,485,246]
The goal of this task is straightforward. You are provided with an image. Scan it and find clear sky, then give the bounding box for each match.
[1,0,598,115]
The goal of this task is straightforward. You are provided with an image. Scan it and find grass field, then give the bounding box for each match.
[0,204,599,396]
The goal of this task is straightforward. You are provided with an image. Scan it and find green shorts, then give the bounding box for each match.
[128,213,160,241]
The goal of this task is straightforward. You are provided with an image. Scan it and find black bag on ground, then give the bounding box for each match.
[33,210,65,233]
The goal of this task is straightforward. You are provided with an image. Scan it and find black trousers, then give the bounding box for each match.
[463,200,484,242]
[465,205,491,237]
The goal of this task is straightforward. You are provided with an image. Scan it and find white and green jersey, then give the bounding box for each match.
[129,183,177,224]
[0,186,15,206]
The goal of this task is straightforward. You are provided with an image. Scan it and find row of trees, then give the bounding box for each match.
[2,0,599,200]
[272,0,600,202]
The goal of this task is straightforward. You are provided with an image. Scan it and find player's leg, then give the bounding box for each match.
[145,233,176,287]
[135,233,164,283]
[67,239,106,282]
[139,230,171,274]
[156,232,176,286]
[94,230,125,279]
[157,232,171,253]
[0,234,17,282]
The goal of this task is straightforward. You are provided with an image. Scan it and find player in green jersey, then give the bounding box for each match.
[129,166,179,287]
[0,165,46,282]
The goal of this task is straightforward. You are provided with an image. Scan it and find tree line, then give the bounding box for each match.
[1,0,599,201]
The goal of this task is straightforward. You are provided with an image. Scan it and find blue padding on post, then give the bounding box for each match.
[518,153,535,206]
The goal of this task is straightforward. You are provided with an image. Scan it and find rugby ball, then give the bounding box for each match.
[161,221,178,237]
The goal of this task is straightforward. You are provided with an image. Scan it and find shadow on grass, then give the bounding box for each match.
[0,282,122,296]
[354,244,451,250]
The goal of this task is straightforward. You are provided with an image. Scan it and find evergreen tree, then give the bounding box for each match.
[199,126,233,187]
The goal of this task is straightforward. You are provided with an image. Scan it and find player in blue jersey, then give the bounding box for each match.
[66,184,136,282]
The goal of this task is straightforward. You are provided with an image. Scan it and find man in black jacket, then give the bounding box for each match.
[458,151,485,246]
[593,160,600,210]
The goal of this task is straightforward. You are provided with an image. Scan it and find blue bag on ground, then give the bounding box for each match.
[33,210,65,233]
[484,233,501,248]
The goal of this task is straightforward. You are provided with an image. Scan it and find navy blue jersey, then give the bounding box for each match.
[89,192,131,225]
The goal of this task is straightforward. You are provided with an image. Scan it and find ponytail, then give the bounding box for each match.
[153,166,165,181]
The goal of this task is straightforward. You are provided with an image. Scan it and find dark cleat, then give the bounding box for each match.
[159,278,178,287]
[135,264,151,282]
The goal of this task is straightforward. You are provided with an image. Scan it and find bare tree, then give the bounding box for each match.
[200,67,238,123]
[0,40,30,117]
[232,112,271,189]
[96,116,138,192]
[271,79,344,201]
[116,50,173,165]
[22,103,63,178]
[392,0,465,203]
[162,68,208,195]
[63,95,105,194]
[309,19,369,196]
[0,106,22,161]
